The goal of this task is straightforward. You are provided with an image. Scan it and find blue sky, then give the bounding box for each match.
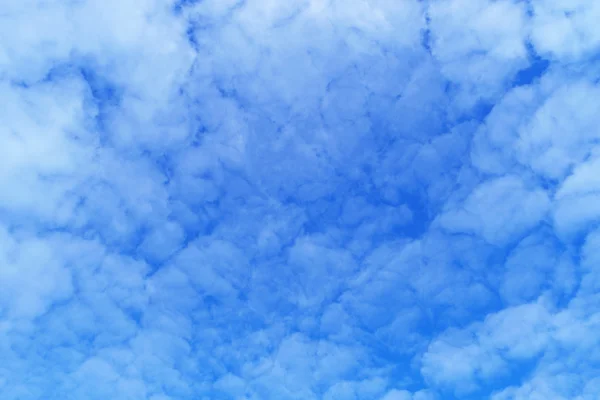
[1,0,600,399]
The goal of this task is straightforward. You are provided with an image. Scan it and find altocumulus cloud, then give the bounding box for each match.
[0,0,599,399]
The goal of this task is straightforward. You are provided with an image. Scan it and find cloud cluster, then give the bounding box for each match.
[1,0,600,399]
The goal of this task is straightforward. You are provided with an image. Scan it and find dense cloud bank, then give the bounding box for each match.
[1,0,600,399]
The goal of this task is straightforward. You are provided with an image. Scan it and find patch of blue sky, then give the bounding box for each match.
[1,0,600,399]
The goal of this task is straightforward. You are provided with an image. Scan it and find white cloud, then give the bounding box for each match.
[2,0,600,398]
[554,156,600,238]
[531,0,600,61]
[517,80,600,180]
[0,228,73,319]
[380,389,413,400]
[499,230,567,304]
[422,302,553,393]
[428,0,529,109]
[437,176,550,245]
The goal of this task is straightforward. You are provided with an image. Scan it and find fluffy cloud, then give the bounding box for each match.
[428,0,529,110]
[530,0,600,61]
[436,175,550,246]
[2,0,600,399]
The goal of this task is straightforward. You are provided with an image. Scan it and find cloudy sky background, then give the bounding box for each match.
[1,0,600,399]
